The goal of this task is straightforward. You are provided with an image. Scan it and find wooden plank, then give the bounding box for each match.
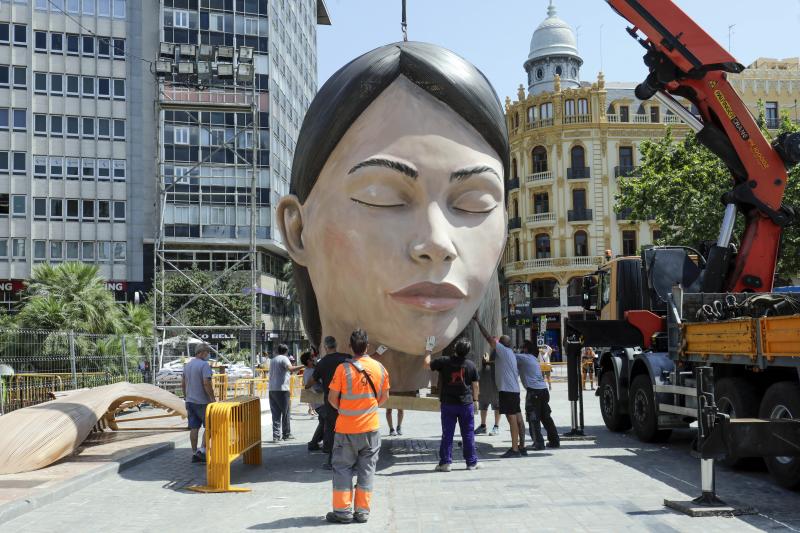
[300,389,440,412]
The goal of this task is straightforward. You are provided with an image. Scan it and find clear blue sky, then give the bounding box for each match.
[318,0,800,101]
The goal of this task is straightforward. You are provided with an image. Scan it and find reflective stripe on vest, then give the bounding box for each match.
[337,359,380,417]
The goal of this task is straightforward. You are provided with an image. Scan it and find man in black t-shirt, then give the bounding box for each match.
[308,336,350,469]
[426,338,480,471]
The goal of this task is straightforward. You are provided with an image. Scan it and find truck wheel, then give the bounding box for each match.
[759,382,800,489]
[599,371,631,432]
[715,377,759,467]
[630,374,671,443]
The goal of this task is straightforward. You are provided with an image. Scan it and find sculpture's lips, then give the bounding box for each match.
[389,282,465,311]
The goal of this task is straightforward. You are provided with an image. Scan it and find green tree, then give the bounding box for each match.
[616,122,800,280]
[156,268,251,328]
[17,262,124,333]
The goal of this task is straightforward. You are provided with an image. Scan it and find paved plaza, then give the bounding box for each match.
[2,383,798,533]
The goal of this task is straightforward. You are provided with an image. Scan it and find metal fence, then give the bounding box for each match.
[0,328,156,414]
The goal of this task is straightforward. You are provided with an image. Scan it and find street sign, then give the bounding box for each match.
[537,336,545,347]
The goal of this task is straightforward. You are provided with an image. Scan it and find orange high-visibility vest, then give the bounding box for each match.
[330,356,389,434]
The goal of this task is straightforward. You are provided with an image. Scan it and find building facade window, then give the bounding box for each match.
[650,106,660,123]
[619,105,630,122]
[532,146,548,173]
[535,233,551,259]
[574,230,588,256]
[622,230,637,256]
[572,188,586,211]
[533,192,549,214]
[578,98,589,115]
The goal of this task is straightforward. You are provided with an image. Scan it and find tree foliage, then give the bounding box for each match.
[616,118,800,281]
[157,268,251,328]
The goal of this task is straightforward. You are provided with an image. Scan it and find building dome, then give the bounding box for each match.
[524,2,583,95]
[528,2,579,61]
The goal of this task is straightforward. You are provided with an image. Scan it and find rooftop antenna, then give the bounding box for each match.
[727,24,736,53]
[401,0,408,42]
[599,24,604,72]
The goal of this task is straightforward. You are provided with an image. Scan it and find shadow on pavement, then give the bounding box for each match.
[247,516,329,529]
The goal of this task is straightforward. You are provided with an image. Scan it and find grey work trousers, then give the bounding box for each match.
[268,390,291,439]
[331,430,381,516]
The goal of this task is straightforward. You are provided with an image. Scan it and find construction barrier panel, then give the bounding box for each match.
[188,396,262,493]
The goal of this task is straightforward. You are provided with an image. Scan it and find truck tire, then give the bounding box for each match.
[599,371,631,432]
[629,374,672,443]
[759,382,800,489]
[715,377,760,467]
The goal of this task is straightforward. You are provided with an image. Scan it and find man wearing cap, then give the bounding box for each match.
[182,343,216,463]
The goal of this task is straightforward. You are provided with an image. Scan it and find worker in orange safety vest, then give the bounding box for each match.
[325,328,390,524]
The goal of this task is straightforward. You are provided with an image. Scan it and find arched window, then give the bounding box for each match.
[578,98,589,115]
[535,233,551,259]
[514,237,521,261]
[532,146,548,173]
[527,106,536,124]
[564,99,575,117]
[567,277,583,297]
[512,197,519,218]
[570,146,585,170]
[514,112,520,128]
[511,157,518,179]
[531,278,559,299]
[574,230,588,257]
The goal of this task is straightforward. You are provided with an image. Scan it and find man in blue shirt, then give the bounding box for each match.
[518,340,560,450]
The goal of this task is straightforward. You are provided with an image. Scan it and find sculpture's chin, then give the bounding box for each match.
[377,352,433,392]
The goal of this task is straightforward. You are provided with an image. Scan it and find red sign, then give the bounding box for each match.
[0,280,26,293]
[106,280,128,292]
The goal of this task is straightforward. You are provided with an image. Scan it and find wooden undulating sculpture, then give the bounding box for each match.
[0,382,186,474]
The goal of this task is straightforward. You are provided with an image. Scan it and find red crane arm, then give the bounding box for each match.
[606,0,793,292]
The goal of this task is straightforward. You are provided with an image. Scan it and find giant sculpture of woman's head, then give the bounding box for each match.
[277,42,508,391]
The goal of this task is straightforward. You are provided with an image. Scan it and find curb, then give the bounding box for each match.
[0,436,182,525]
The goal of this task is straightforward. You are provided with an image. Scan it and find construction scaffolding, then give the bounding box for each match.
[152,69,264,371]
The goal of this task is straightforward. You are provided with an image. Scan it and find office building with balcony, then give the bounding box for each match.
[728,57,800,131]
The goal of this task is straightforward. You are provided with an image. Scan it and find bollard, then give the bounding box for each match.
[188,396,262,493]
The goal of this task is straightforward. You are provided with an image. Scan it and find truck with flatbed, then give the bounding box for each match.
[568,0,800,491]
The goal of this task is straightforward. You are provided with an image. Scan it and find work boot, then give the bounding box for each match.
[489,425,500,436]
[326,512,353,524]
[474,424,487,435]
[353,512,369,523]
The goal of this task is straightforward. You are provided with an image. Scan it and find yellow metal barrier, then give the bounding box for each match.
[188,396,262,493]
[212,374,228,401]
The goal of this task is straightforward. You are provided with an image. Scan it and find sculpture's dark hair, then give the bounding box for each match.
[290,41,509,354]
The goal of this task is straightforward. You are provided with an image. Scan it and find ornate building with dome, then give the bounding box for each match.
[501,2,690,353]
[501,3,796,354]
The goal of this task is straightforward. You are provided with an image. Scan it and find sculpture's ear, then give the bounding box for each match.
[276,194,308,266]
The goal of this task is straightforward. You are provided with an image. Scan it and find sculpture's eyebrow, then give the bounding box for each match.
[348,158,418,179]
[450,165,501,183]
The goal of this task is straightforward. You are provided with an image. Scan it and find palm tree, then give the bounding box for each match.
[18,263,124,334]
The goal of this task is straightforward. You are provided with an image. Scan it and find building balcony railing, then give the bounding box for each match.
[615,165,640,178]
[525,212,556,228]
[563,114,592,124]
[531,296,561,308]
[504,255,605,276]
[568,209,593,222]
[616,207,634,220]
[608,113,685,126]
[525,118,555,130]
[525,170,553,186]
[507,177,520,191]
[567,166,590,179]
[508,217,522,231]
